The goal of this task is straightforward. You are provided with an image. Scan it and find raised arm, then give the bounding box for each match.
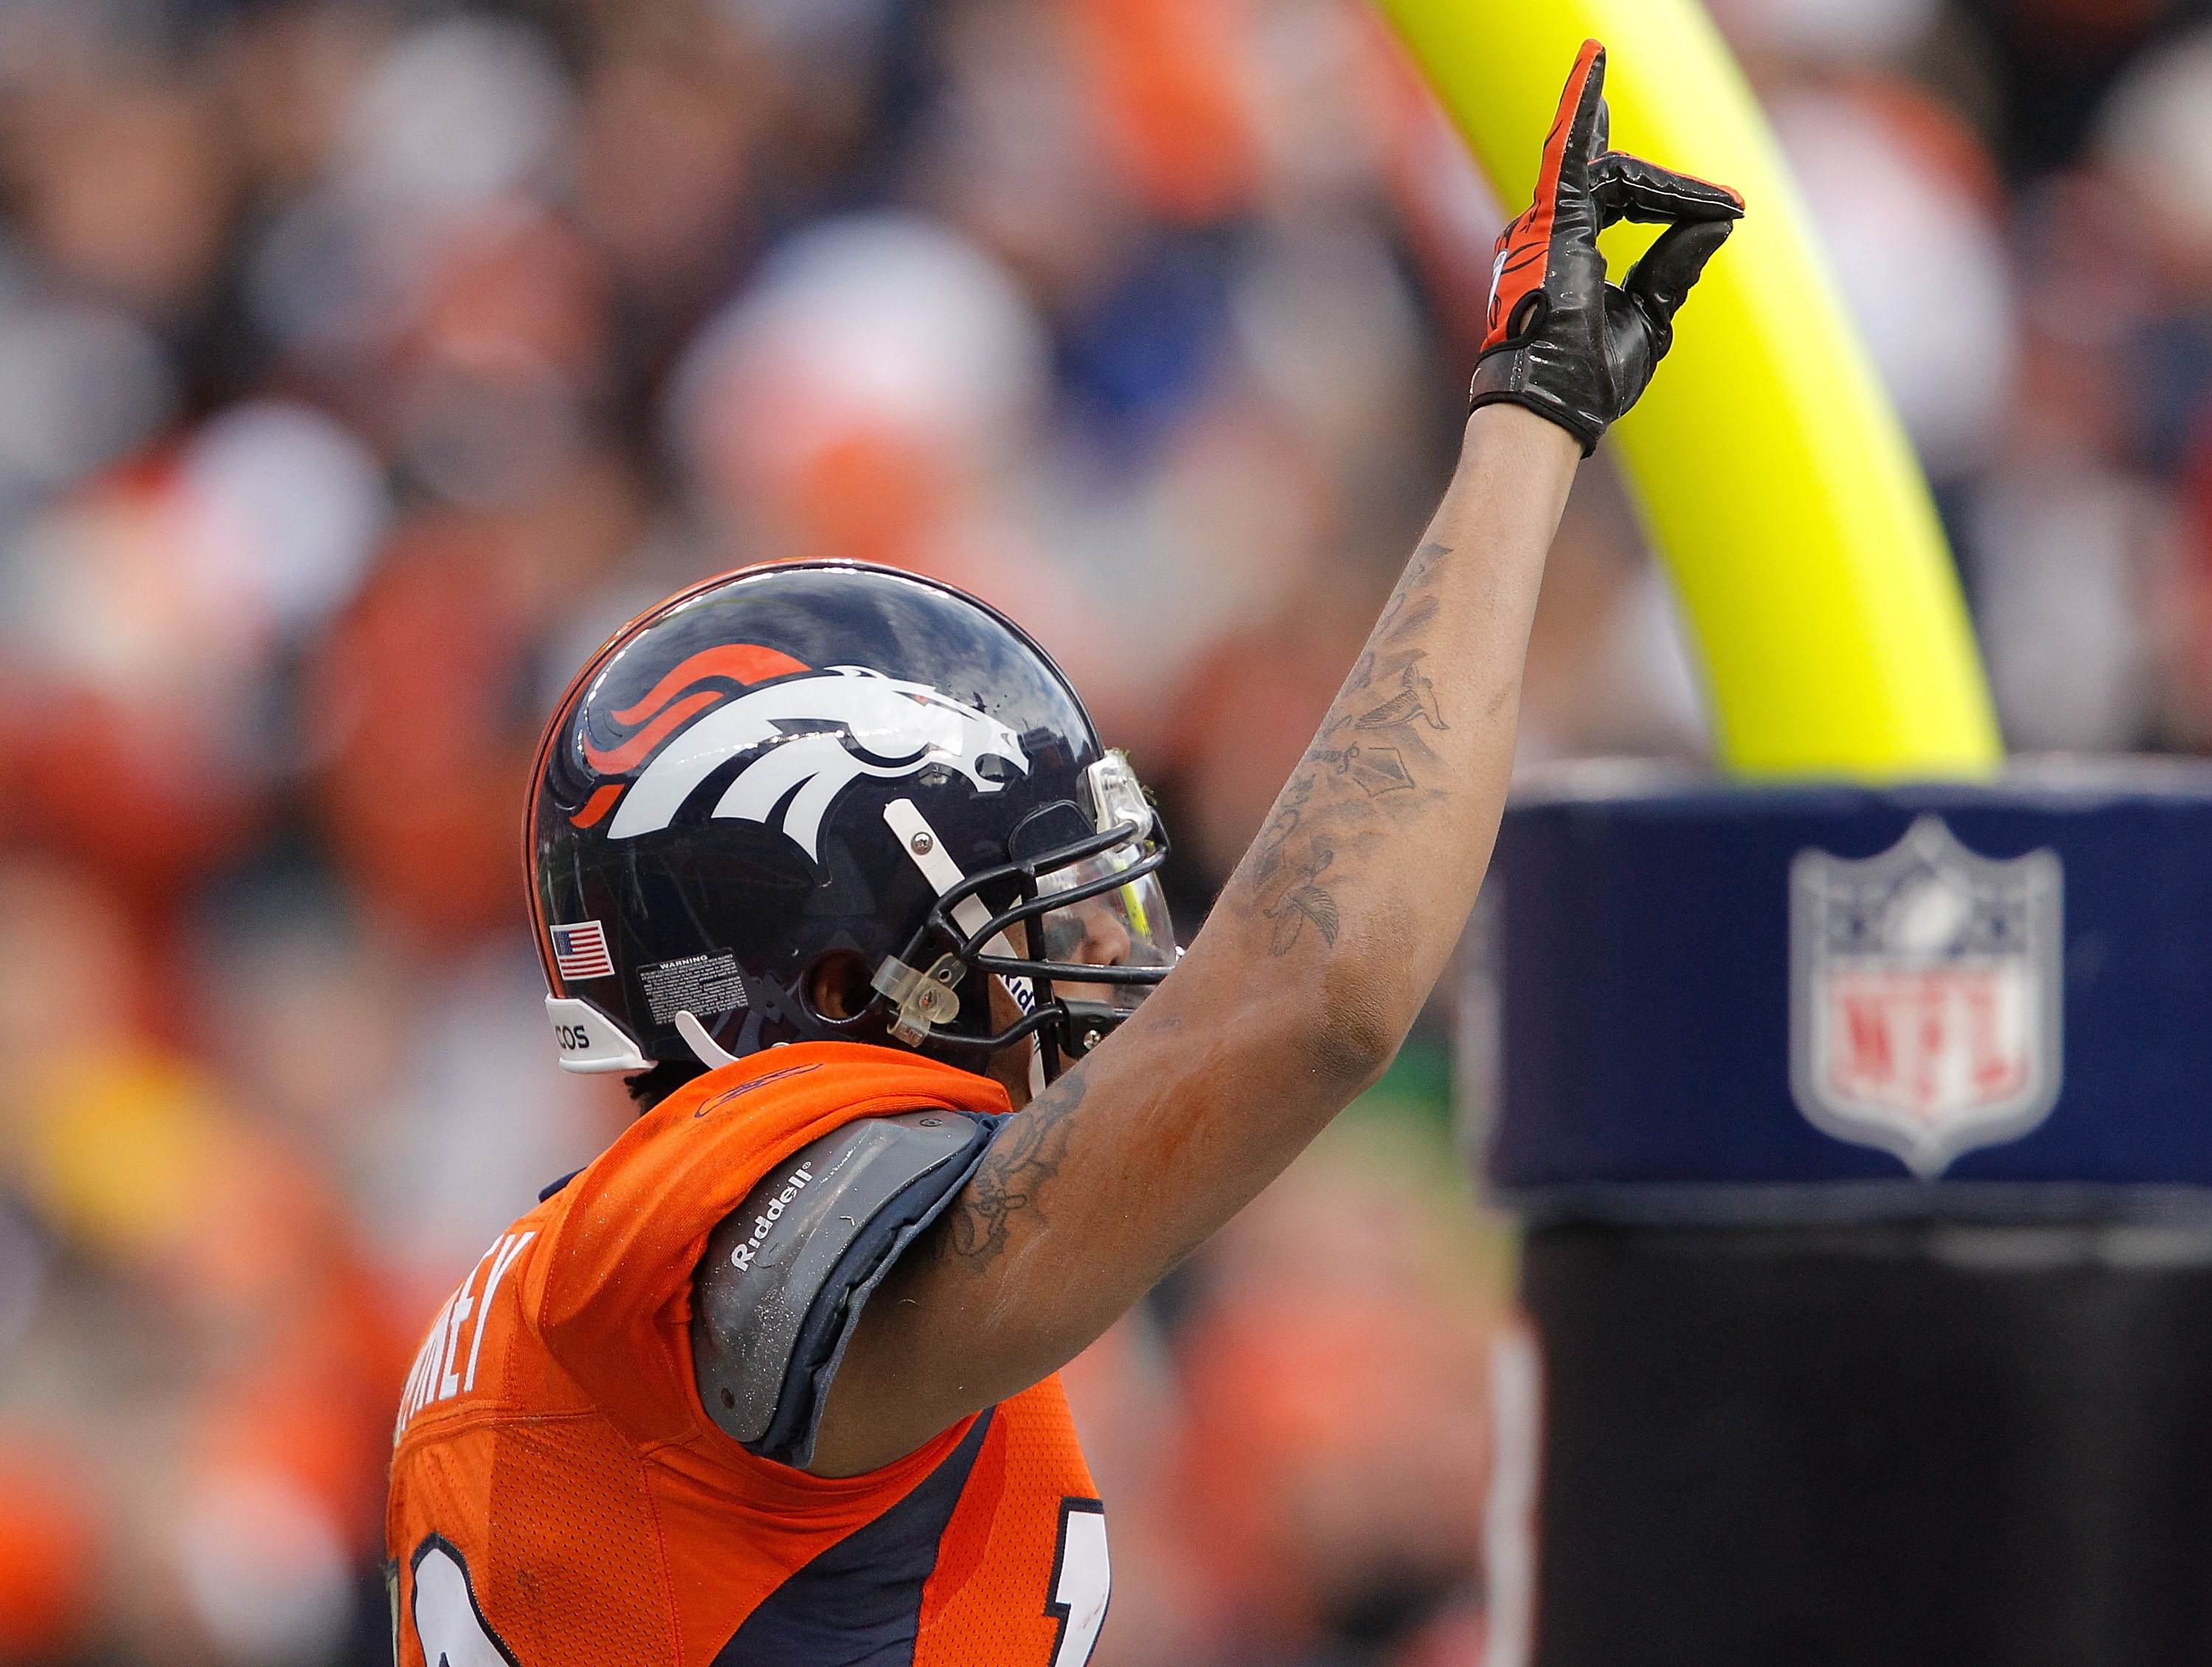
[810,41,1741,1478]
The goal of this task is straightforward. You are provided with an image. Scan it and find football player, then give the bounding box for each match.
[386,41,1739,1666]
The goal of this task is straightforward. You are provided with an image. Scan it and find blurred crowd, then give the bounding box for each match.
[0,0,2208,1660]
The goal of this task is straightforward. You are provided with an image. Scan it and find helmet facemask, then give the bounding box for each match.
[868,751,1177,1085]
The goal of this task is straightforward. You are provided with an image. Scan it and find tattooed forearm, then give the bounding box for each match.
[1262,844,1338,953]
[1307,745,1413,797]
[1354,651,1447,731]
[938,1068,1088,1267]
[1239,542,1457,956]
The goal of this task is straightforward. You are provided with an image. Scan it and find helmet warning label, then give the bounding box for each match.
[639,953,749,1026]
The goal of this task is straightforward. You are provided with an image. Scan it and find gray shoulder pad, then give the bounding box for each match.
[691,1109,994,1465]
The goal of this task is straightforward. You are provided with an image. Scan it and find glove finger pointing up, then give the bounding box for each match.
[1486,40,1609,350]
[1547,40,1610,201]
[1588,151,1745,229]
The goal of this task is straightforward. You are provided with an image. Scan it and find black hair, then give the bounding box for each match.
[624,1057,707,1114]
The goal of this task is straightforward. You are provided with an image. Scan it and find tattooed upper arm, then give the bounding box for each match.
[936,1069,1087,1268]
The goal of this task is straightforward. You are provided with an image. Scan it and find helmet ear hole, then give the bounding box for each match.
[805,952,875,1022]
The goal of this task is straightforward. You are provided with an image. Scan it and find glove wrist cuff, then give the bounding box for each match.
[1468,351,1601,456]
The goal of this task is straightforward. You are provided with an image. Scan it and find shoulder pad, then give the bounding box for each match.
[692,1108,995,1467]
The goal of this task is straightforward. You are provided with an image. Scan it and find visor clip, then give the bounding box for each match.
[871,953,965,1046]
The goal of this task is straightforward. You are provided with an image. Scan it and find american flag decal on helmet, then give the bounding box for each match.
[551,921,615,981]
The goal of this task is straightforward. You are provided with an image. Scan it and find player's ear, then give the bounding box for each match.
[807,953,874,1020]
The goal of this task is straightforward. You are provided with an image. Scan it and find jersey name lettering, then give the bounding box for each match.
[394,1231,535,1443]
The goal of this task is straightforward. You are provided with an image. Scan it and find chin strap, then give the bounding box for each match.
[881,798,1048,1096]
[675,1009,741,1069]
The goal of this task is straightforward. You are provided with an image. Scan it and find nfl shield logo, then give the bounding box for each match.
[1790,816,2064,1178]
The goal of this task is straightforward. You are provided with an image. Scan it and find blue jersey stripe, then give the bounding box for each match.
[714,1409,995,1666]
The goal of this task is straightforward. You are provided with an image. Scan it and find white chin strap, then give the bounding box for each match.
[675,1009,740,1069]
[883,798,1048,1096]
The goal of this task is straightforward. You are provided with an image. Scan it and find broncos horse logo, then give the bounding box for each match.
[570,645,1029,862]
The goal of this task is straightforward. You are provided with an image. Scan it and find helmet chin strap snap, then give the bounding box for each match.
[675,1009,741,1070]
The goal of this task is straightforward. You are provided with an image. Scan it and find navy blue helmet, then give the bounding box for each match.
[527,562,1176,1083]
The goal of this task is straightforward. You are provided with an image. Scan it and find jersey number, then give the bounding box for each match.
[1045,1498,1110,1667]
[408,1537,521,1667]
[403,1511,1102,1666]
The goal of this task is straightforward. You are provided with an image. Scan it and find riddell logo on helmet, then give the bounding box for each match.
[570,646,1029,862]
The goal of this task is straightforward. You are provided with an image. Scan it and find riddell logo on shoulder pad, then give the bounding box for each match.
[728,1163,812,1273]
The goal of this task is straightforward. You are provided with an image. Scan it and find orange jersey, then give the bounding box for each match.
[386,1043,1109,1666]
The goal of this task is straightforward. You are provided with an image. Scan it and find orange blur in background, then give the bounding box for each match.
[1,0,2211,1660]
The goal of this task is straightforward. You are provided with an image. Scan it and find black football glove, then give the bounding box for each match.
[1468,40,1745,456]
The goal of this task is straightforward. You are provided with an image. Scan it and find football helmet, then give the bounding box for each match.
[526,562,1176,1083]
